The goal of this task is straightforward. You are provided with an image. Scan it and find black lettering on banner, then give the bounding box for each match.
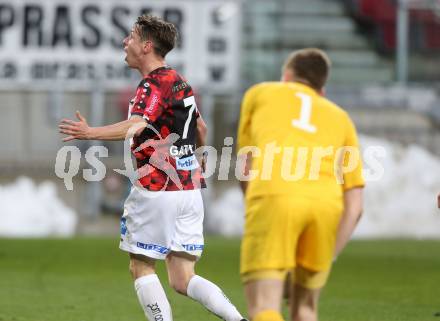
[208,38,226,53]
[5,62,16,78]
[0,5,14,46]
[111,6,130,49]
[31,63,60,79]
[67,63,80,79]
[0,62,17,79]
[209,66,226,82]
[49,63,60,79]
[105,64,115,79]
[23,5,44,47]
[86,63,96,79]
[52,6,72,47]
[65,63,96,79]
[106,64,133,80]
[164,8,183,49]
[211,8,223,27]
[82,5,101,49]
[32,63,43,79]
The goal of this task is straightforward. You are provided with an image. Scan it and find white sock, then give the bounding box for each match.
[187,275,243,321]
[134,274,173,321]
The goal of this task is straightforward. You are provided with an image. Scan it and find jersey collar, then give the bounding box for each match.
[149,65,171,75]
[290,82,317,95]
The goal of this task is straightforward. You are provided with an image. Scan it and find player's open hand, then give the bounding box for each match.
[59,111,91,142]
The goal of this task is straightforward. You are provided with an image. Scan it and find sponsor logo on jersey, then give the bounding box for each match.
[176,155,199,171]
[172,81,189,93]
[170,144,194,157]
[146,94,159,113]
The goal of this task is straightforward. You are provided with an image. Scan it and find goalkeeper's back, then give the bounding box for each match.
[237,52,364,201]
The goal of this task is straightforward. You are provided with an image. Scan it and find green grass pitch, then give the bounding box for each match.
[0,238,439,321]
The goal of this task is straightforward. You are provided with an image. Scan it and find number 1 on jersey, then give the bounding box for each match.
[292,93,317,133]
[183,96,197,139]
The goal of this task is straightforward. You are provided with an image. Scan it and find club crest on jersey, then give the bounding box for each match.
[170,144,194,157]
[120,217,127,235]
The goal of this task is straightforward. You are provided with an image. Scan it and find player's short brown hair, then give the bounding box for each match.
[135,15,177,58]
[283,48,331,91]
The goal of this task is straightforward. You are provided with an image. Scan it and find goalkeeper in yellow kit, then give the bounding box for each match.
[237,49,364,321]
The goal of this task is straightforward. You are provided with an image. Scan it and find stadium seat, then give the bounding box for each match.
[344,0,440,52]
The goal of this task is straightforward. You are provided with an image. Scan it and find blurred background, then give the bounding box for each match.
[0,0,439,238]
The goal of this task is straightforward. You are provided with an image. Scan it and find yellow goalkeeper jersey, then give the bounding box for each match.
[237,81,365,201]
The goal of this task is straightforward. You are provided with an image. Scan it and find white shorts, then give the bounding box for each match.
[119,186,204,260]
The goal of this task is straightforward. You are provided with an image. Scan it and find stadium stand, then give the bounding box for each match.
[240,0,440,156]
[243,0,394,85]
[344,0,440,52]
[244,0,440,84]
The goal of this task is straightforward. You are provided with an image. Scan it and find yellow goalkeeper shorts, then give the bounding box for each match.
[240,195,343,285]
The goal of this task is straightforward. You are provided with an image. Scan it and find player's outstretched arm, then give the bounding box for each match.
[334,187,363,259]
[59,111,146,142]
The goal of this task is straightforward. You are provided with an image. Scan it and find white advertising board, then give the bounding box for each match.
[0,0,241,91]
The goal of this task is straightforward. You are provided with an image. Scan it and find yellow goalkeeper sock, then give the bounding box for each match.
[253,310,285,321]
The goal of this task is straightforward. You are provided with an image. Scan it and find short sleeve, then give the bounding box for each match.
[194,92,201,118]
[130,79,164,122]
[342,116,365,190]
[237,85,260,154]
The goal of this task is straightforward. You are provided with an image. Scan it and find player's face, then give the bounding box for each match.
[123,27,144,68]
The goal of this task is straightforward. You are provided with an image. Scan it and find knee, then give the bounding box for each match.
[166,253,196,295]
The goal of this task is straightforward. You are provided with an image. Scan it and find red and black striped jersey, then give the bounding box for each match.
[128,66,206,191]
